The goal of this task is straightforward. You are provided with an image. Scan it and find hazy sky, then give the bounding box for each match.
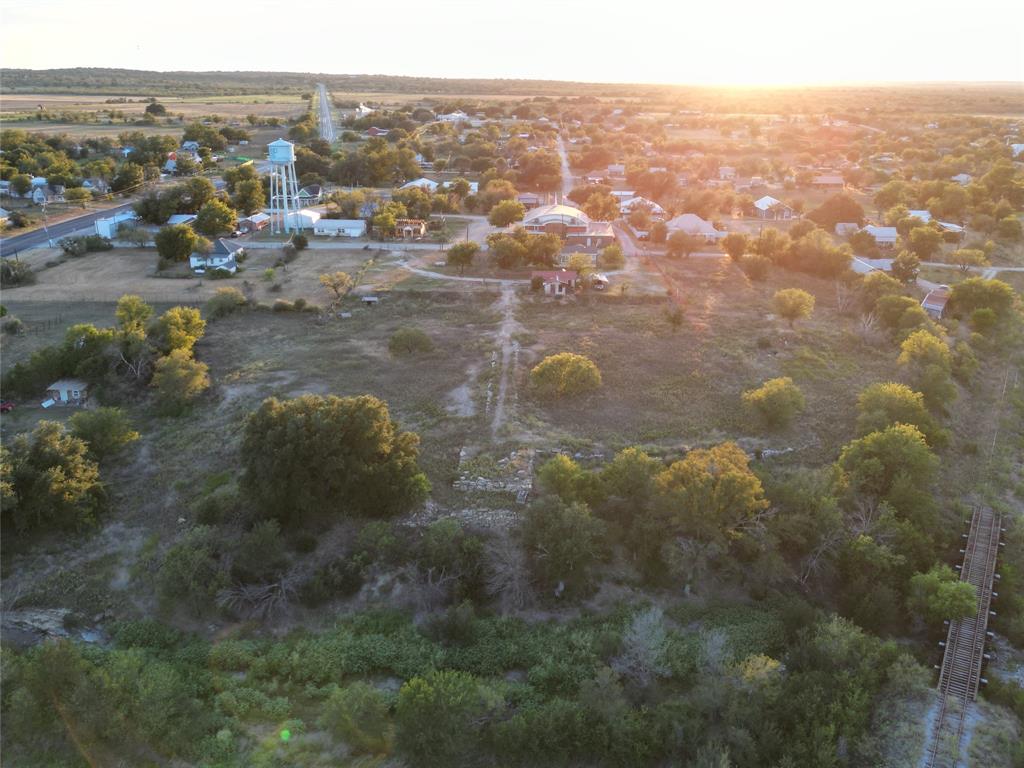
[2,0,1022,85]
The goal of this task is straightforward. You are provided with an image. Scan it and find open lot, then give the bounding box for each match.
[1,93,308,119]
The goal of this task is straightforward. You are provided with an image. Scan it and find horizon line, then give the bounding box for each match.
[2,66,1022,91]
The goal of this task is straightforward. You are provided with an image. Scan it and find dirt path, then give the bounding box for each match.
[491,285,522,438]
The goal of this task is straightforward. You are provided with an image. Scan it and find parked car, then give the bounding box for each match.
[0,399,14,413]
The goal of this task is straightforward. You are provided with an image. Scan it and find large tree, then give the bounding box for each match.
[150,306,206,355]
[155,224,201,263]
[193,199,236,238]
[522,497,607,593]
[447,241,479,274]
[806,193,864,229]
[530,353,602,399]
[488,199,526,227]
[666,231,704,259]
[240,394,430,521]
[654,442,768,547]
[856,382,946,447]
[3,421,106,531]
[152,349,210,416]
[838,423,937,502]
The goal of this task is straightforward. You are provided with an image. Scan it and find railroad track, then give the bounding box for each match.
[924,505,1003,768]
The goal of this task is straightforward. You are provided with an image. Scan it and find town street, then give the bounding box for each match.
[0,202,136,256]
[317,83,336,143]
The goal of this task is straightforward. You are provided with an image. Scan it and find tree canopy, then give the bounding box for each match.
[240,394,430,521]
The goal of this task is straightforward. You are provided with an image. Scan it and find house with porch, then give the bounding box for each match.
[753,196,794,220]
[190,238,244,274]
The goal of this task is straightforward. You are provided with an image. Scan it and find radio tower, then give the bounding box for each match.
[267,138,300,234]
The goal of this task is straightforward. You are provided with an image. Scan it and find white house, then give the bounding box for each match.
[190,238,244,274]
[863,225,898,248]
[620,195,666,218]
[532,270,579,297]
[283,209,321,230]
[719,166,736,181]
[45,379,89,406]
[181,140,201,152]
[523,203,591,233]
[437,110,469,123]
[753,196,794,220]
[907,209,932,223]
[298,185,323,205]
[442,180,479,195]
[666,213,725,241]
[356,103,374,116]
[951,173,972,186]
[400,177,439,193]
[313,219,367,237]
[94,210,138,238]
[167,213,198,226]
[1010,143,1024,158]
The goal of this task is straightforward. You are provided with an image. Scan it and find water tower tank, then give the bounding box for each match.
[268,138,295,163]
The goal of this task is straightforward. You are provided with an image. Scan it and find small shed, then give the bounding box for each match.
[46,379,89,406]
[237,212,271,233]
[361,296,380,306]
[921,288,951,319]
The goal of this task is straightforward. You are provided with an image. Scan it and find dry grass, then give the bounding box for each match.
[513,258,896,460]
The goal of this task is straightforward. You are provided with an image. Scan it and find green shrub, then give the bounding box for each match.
[299,557,365,606]
[232,519,288,583]
[205,287,247,319]
[738,253,770,280]
[530,352,602,399]
[742,377,806,430]
[157,525,228,611]
[321,682,392,754]
[69,406,140,461]
[389,327,434,356]
[272,299,294,312]
[0,259,36,287]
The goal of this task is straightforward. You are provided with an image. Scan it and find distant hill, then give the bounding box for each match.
[0,68,650,98]
[2,69,1020,115]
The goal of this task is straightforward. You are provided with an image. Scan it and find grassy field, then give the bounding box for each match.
[1,246,1016,632]
[1,93,308,118]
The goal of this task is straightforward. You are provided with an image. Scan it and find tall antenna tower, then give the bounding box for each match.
[267,138,300,234]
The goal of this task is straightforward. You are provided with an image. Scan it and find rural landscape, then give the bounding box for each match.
[1,10,1024,767]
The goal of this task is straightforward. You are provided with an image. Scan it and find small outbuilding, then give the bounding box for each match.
[45,379,89,406]
[237,212,271,233]
[921,287,951,319]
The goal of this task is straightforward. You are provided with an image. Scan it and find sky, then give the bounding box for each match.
[2,0,1022,86]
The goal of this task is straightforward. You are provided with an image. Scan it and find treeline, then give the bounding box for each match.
[1,604,933,767]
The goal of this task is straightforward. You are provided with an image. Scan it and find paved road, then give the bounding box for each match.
[0,202,136,256]
[555,134,574,203]
[316,83,336,143]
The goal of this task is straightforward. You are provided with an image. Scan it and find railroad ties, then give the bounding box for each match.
[924,506,1003,768]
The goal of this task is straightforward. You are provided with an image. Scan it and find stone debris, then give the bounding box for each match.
[454,447,535,502]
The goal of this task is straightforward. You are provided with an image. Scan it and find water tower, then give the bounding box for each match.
[267,138,300,234]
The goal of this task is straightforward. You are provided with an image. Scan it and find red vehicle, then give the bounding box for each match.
[0,400,14,413]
